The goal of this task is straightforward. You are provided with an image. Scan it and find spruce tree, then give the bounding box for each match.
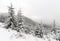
[17,9,24,32]
[6,3,17,29]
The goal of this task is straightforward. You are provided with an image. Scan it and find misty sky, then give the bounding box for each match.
[0,0,60,25]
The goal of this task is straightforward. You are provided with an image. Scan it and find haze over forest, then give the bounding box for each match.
[0,0,60,25]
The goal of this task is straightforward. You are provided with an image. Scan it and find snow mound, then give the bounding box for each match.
[0,22,57,41]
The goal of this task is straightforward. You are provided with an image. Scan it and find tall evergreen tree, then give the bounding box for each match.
[6,3,17,29]
[17,9,24,32]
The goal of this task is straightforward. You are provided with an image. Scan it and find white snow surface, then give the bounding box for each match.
[0,23,57,41]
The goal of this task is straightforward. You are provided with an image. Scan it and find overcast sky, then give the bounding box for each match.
[0,0,60,25]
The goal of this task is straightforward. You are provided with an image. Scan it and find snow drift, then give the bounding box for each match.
[0,23,57,41]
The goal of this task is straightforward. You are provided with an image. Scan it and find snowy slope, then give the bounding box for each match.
[0,23,57,41]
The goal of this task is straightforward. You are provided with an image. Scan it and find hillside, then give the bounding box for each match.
[22,15,37,27]
[0,13,53,34]
[0,22,57,41]
[0,13,37,30]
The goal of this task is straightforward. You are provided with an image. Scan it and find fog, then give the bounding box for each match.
[0,0,60,25]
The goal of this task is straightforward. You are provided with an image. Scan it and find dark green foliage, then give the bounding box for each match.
[34,27,43,38]
[5,22,11,29]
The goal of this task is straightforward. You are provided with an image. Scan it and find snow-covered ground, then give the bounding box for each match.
[0,22,57,41]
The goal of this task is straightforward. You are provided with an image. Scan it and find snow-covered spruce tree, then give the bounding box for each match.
[5,4,17,29]
[17,9,24,32]
[35,24,43,38]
